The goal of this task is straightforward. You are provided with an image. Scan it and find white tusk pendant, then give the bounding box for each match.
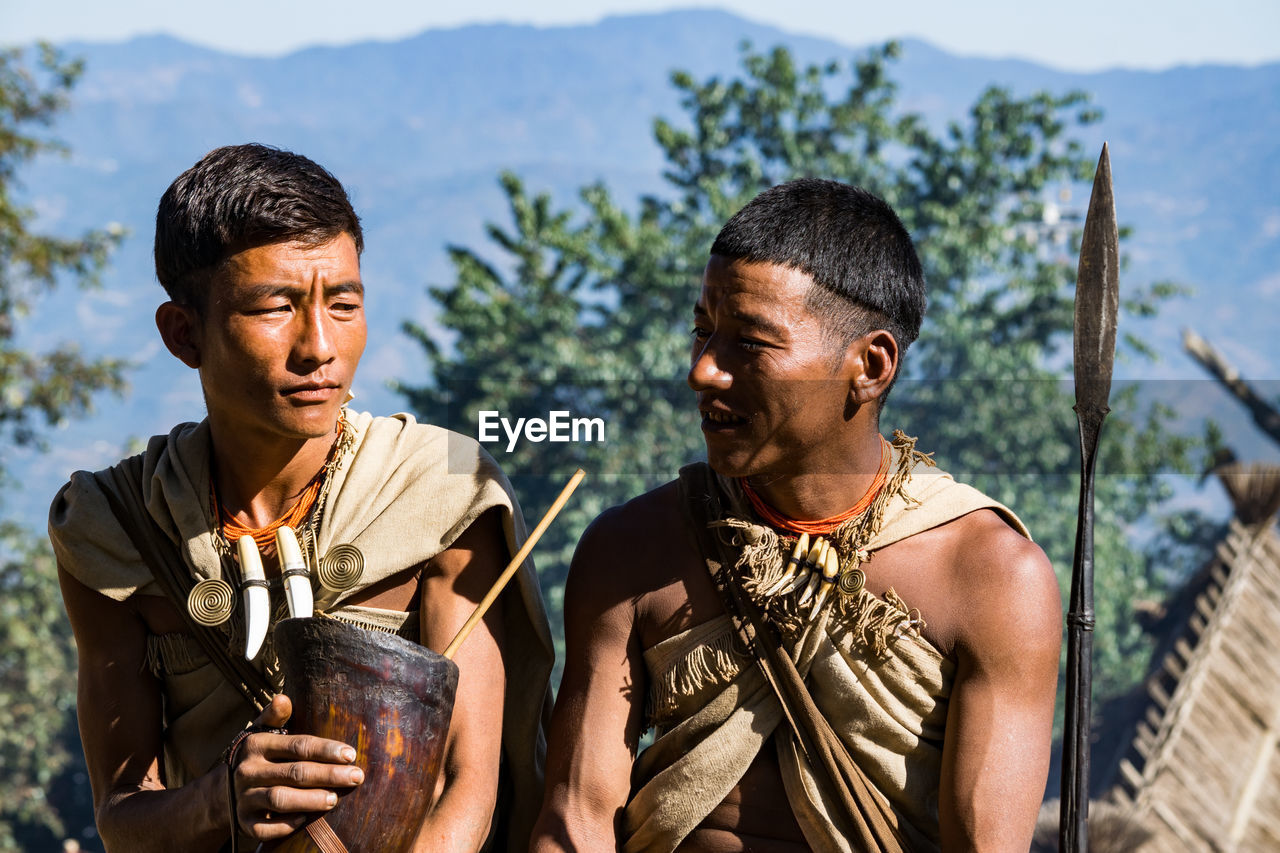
[238,535,270,661]
[766,532,810,596]
[783,537,826,596]
[810,547,841,617]
[810,585,830,615]
[796,571,822,605]
[276,526,314,619]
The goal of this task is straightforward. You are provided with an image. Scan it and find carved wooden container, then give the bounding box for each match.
[259,617,458,853]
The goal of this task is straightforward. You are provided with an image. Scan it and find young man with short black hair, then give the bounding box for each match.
[534,179,1060,852]
[51,144,552,852]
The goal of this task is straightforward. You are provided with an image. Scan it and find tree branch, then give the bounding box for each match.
[1183,327,1280,448]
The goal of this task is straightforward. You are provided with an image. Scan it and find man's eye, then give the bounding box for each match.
[690,326,710,340]
[247,304,290,315]
[739,339,765,351]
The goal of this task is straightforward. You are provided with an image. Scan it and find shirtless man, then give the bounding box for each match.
[532,179,1061,851]
[50,144,552,852]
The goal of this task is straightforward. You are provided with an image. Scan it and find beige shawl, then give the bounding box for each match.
[49,409,553,852]
[626,444,1030,852]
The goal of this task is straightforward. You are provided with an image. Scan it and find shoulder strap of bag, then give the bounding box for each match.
[95,461,274,711]
[678,463,906,853]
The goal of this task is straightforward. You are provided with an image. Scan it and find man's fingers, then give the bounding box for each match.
[242,782,342,814]
[246,731,358,766]
[254,693,293,729]
[236,792,322,841]
[235,765,358,840]
[232,730,361,839]
[237,753,364,791]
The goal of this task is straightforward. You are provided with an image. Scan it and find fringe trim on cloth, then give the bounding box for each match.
[146,632,209,677]
[715,431,933,656]
[644,620,744,731]
[833,587,926,659]
[327,611,420,642]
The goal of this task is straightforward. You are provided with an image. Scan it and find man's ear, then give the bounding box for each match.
[845,329,899,406]
[156,302,202,369]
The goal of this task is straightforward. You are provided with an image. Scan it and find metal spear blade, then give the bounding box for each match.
[1073,143,1120,421]
[1061,141,1121,853]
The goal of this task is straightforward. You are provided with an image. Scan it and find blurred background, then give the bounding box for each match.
[2,1,1278,849]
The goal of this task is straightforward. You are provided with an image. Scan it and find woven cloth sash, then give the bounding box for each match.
[94,458,275,710]
[679,462,907,852]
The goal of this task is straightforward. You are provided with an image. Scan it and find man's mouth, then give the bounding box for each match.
[701,409,748,426]
[283,382,340,402]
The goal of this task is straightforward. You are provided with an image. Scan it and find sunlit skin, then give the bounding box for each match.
[155,234,367,528]
[61,234,510,852]
[533,257,1061,852]
[690,255,890,515]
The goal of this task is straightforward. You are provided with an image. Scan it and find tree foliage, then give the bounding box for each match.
[0,43,125,851]
[400,43,1208,703]
[1,44,126,453]
[0,524,84,852]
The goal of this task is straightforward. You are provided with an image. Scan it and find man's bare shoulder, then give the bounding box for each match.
[568,481,685,595]
[564,479,722,646]
[936,508,1061,660]
[943,508,1052,578]
[874,507,1058,656]
[586,480,683,539]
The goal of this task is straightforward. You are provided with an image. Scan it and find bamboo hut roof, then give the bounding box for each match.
[1103,519,1280,851]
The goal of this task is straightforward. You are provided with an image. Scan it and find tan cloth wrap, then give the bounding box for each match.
[625,451,1029,853]
[49,410,554,852]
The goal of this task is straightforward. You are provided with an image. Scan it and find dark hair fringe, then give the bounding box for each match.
[154,143,363,309]
[710,179,926,354]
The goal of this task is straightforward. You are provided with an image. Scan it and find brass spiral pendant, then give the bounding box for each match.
[187,578,235,626]
[318,543,364,592]
[838,567,866,597]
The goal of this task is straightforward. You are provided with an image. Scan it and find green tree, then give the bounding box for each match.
[0,43,126,851]
[399,43,1207,706]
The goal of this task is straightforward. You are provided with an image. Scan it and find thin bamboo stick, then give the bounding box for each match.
[443,468,585,659]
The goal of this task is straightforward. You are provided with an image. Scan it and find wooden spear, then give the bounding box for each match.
[1060,143,1120,851]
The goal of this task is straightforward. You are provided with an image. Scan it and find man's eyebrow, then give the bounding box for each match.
[238,281,364,300]
[692,303,787,338]
[731,309,787,338]
[326,281,364,297]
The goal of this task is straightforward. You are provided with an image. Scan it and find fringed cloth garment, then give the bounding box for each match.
[626,432,1030,853]
[48,410,555,853]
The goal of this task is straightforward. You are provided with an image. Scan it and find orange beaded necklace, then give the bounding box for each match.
[212,416,345,553]
[214,477,323,553]
[739,437,891,536]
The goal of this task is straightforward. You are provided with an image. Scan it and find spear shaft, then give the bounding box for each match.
[1060,143,1120,852]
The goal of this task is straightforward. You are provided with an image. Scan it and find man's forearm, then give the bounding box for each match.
[97,765,229,853]
[531,804,622,853]
[411,775,497,853]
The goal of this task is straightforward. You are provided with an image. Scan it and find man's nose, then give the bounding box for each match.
[688,338,731,392]
[295,304,336,367]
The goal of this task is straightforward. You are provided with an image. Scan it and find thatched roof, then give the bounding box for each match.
[1103,519,1280,850]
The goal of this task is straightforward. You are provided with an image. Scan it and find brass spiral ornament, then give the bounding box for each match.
[318,543,364,593]
[187,578,235,626]
[838,567,866,597]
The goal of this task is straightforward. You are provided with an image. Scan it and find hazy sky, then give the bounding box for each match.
[4,0,1278,72]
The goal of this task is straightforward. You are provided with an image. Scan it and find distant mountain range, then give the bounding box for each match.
[10,8,1279,526]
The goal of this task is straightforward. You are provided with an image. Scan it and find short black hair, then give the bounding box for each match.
[154,143,363,310]
[710,179,926,368]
